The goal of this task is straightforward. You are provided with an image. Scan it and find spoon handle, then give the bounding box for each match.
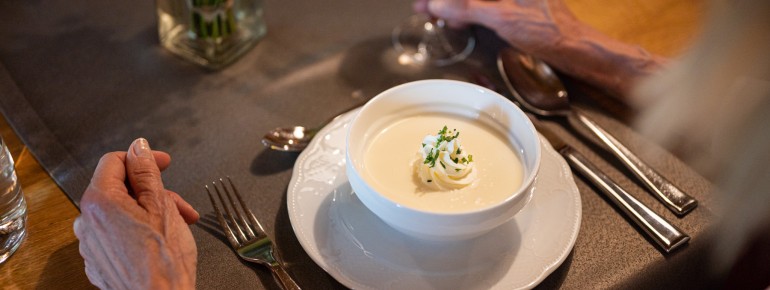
[574,112,698,216]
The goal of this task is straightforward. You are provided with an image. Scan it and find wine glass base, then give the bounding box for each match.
[392,14,475,67]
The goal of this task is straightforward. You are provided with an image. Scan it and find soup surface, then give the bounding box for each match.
[363,113,524,213]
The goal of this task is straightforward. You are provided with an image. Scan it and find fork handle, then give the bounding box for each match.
[270,264,301,290]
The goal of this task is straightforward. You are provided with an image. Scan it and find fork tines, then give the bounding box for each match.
[205,177,266,248]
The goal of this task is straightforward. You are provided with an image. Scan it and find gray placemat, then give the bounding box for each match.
[0,0,717,289]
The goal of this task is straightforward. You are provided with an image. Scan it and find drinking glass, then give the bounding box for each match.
[156,0,267,69]
[0,136,26,264]
[392,1,475,67]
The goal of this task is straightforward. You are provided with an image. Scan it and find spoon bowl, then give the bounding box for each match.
[262,126,318,152]
[497,48,570,116]
[497,47,697,216]
[262,103,364,152]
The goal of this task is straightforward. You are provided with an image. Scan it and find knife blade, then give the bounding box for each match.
[532,117,690,253]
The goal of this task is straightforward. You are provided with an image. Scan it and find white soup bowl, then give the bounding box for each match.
[346,79,541,241]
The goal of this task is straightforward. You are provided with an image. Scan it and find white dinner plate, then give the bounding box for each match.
[287,109,581,289]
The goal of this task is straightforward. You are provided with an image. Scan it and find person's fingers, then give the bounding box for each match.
[103,151,172,171]
[85,143,177,218]
[428,0,502,28]
[152,151,171,171]
[75,217,124,290]
[80,240,109,290]
[464,0,506,26]
[427,0,464,21]
[89,152,128,195]
[126,138,167,213]
[426,0,465,28]
[413,0,430,14]
[76,226,105,289]
[167,190,200,224]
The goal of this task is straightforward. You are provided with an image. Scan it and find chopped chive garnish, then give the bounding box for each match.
[423,148,434,164]
[419,125,475,186]
[438,126,448,135]
[429,150,438,167]
[420,125,472,170]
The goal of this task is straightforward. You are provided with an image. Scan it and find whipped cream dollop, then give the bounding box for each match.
[415,126,477,190]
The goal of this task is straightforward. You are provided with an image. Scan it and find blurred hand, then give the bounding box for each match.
[74,138,199,289]
[414,0,666,100]
[413,0,580,56]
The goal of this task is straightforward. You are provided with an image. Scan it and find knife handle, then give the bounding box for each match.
[560,146,690,253]
[573,112,698,216]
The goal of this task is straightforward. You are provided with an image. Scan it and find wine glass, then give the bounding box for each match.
[392,4,475,67]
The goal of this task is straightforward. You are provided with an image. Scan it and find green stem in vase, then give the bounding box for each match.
[191,0,237,40]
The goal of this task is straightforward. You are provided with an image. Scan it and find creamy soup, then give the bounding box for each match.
[363,113,524,213]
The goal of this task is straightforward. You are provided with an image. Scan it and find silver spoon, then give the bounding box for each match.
[262,125,318,152]
[497,47,697,216]
[262,104,362,152]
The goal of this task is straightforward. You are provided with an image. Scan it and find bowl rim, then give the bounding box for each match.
[346,79,542,217]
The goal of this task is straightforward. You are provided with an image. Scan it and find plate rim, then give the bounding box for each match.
[287,108,581,289]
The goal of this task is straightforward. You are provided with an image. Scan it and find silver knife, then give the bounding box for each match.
[533,118,690,253]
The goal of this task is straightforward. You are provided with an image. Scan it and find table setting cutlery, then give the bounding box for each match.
[495,47,692,252]
[0,0,718,288]
[205,177,301,290]
[262,102,365,153]
[254,46,699,289]
[497,47,698,216]
[530,116,689,252]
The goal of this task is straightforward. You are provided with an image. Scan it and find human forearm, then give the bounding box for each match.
[424,0,667,100]
[533,21,667,99]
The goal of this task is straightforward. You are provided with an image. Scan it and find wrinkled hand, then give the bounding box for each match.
[414,0,580,55]
[74,138,199,289]
[414,0,666,99]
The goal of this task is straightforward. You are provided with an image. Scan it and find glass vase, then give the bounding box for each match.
[156,0,266,70]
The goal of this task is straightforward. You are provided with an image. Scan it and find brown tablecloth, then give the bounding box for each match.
[0,0,716,288]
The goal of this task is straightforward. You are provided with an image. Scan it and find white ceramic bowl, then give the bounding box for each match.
[346,79,541,241]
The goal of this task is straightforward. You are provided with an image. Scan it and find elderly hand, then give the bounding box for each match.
[413,0,579,55]
[74,138,199,289]
[413,0,666,99]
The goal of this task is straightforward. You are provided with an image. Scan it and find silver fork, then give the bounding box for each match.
[205,177,301,290]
